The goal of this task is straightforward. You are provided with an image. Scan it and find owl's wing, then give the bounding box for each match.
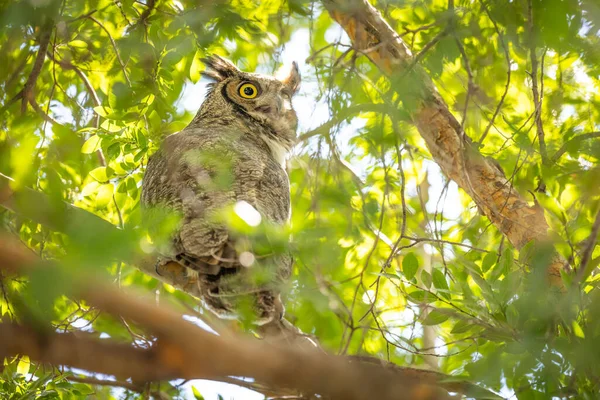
[142,132,237,272]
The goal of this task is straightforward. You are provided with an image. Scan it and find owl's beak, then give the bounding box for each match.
[256,96,284,117]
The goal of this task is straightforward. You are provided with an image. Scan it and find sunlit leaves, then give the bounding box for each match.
[1,0,600,397]
[402,252,419,280]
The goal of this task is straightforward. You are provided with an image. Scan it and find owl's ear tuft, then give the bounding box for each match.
[200,55,240,82]
[276,61,301,94]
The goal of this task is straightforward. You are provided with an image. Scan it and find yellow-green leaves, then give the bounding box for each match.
[190,50,203,84]
[81,135,102,154]
[89,166,114,182]
[16,356,30,376]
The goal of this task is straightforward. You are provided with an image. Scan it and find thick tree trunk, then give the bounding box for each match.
[323,0,564,286]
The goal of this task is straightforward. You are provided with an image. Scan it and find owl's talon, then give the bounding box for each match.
[154,260,164,276]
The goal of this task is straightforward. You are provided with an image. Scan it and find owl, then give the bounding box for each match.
[141,55,300,325]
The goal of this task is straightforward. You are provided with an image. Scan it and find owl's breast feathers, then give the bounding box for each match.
[141,125,292,321]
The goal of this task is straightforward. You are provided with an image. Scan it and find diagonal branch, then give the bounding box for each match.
[576,209,600,282]
[0,234,490,400]
[0,323,174,382]
[323,0,566,286]
[21,19,54,114]
[551,131,600,163]
[87,16,131,86]
[526,0,547,165]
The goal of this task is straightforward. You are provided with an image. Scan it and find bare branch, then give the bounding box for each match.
[0,323,174,382]
[577,209,600,282]
[551,132,600,163]
[526,0,547,165]
[21,20,54,113]
[28,96,63,126]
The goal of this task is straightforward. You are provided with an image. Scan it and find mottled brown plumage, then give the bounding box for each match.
[141,55,300,324]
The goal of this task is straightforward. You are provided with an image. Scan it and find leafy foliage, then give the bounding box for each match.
[1,0,599,398]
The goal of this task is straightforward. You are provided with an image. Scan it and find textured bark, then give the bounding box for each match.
[324,0,564,286]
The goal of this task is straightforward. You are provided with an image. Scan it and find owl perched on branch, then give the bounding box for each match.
[141,55,300,324]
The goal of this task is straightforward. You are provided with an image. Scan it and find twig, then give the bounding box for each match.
[477,0,511,144]
[526,0,547,165]
[66,9,98,23]
[297,103,387,142]
[0,91,24,117]
[29,96,63,126]
[66,375,144,393]
[87,16,131,86]
[454,37,473,129]
[21,20,54,114]
[400,21,439,37]
[412,29,448,67]
[46,50,106,165]
[577,209,600,282]
[138,0,157,26]
[46,52,101,107]
[551,132,600,163]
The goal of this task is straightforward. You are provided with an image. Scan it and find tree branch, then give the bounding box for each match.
[323,0,566,286]
[297,103,388,142]
[87,16,131,86]
[551,132,600,163]
[526,0,547,165]
[66,376,166,398]
[0,234,486,400]
[576,209,600,282]
[21,20,54,114]
[0,323,174,382]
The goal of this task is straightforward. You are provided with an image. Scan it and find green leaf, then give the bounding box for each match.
[190,50,202,83]
[81,135,102,154]
[402,252,419,280]
[68,39,87,48]
[89,167,114,182]
[407,290,435,304]
[422,310,448,326]
[421,269,432,289]
[192,386,205,400]
[96,184,114,207]
[93,106,113,118]
[481,252,496,273]
[451,320,471,334]
[16,356,30,376]
[81,181,100,197]
[432,269,448,291]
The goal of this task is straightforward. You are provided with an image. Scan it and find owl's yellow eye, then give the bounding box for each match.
[238,83,258,99]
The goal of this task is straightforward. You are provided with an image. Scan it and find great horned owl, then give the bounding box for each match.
[141,55,300,324]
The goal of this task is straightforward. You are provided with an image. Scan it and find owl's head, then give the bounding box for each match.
[198,55,301,150]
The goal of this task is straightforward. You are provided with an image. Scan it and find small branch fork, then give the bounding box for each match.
[0,20,53,117]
